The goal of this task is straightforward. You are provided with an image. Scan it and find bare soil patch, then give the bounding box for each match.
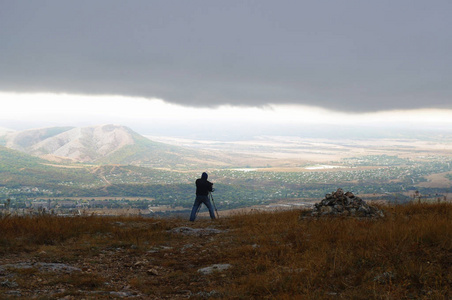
[417,172,452,188]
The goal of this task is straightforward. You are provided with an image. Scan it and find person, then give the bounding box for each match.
[189,172,216,221]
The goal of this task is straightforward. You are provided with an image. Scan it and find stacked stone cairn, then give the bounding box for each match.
[311,188,384,218]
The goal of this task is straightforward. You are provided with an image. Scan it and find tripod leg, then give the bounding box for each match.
[210,193,219,219]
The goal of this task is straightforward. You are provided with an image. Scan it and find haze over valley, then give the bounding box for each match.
[1,123,451,216]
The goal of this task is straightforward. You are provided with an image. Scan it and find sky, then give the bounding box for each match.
[1,1,451,138]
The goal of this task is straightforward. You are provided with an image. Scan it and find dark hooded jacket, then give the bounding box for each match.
[195,172,213,196]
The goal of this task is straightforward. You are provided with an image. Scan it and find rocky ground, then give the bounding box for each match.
[0,220,231,299]
[1,203,451,299]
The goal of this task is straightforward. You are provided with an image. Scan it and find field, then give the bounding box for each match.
[1,202,451,299]
[147,136,452,166]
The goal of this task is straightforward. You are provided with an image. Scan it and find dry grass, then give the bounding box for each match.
[223,203,451,299]
[0,202,451,299]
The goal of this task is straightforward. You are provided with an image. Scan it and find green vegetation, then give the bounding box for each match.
[0,146,99,189]
[1,148,451,211]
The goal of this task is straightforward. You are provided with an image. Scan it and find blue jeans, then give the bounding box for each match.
[189,195,216,221]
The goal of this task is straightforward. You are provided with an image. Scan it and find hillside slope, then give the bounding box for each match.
[5,127,74,151]
[31,125,136,162]
[0,145,98,188]
[3,124,224,167]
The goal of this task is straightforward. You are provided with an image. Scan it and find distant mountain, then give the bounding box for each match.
[5,126,74,151]
[2,124,227,168]
[7,125,137,162]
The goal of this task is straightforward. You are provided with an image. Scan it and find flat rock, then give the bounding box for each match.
[169,227,224,236]
[198,264,232,275]
[0,262,81,274]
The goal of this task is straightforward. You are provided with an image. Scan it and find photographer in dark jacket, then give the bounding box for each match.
[189,172,216,221]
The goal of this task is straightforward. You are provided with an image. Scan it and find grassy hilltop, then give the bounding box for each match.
[0,202,451,299]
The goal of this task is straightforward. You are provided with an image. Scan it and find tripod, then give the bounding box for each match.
[210,192,220,219]
[195,192,220,219]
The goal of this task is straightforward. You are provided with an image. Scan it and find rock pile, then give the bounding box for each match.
[311,188,384,218]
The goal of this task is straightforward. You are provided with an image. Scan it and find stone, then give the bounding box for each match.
[1,279,18,288]
[147,268,159,276]
[335,188,344,197]
[193,290,220,298]
[197,264,232,275]
[358,206,369,213]
[110,291,134,297]
[4,291,21,296]
[308,188,384,218]
[320,206,333,214]
[181,243,194,253]
[134,261,147,267]
[0,262,81,274]
[334,204,344,212]
[169,227,225,236]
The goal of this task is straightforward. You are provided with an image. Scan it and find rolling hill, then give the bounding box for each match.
[0,124,255,199]
[1,124,230,168]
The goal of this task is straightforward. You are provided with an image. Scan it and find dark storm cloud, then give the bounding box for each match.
[1,0,451,112]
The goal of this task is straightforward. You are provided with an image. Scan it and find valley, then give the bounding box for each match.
[1,125,451,217]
